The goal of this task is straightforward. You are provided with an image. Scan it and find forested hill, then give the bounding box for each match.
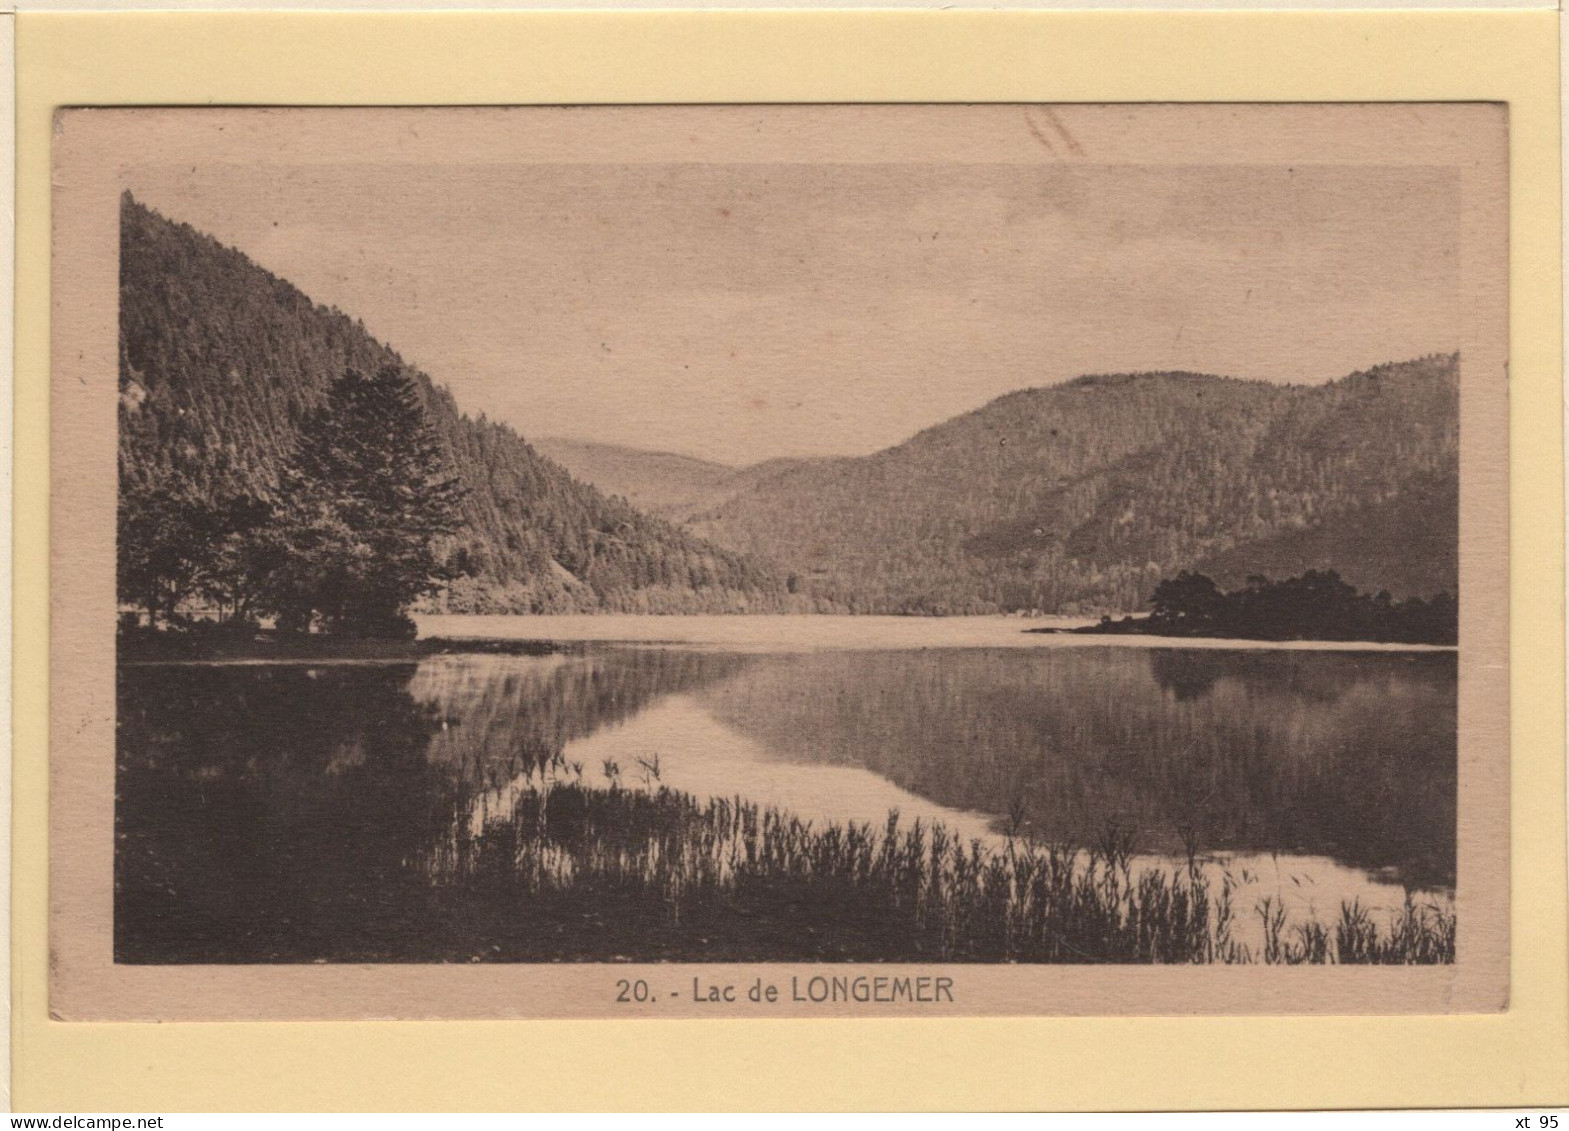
[119,194,1457,618]
[118,194,796,614]
[682,357,1459,614]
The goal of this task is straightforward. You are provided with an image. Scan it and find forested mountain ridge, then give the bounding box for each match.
[681,357,1458,614]
[120,193,1457,618]
[118,194,798,614]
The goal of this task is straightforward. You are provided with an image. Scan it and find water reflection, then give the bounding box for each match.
[695,648,1456,890]
[116,644,1455,962]
[116,663,453,962]
[115,651,749,961]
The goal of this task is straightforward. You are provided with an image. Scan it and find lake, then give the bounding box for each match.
[116,615,1456,962]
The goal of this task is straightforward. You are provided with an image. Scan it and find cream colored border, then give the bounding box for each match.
[14,10,1568,1111]
[1,10,16,1118]
[45,102,1512,1025]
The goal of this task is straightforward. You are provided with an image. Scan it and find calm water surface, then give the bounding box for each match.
[117,616,1456,961]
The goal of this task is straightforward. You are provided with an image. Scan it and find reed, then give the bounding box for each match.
[425,771,1455,965]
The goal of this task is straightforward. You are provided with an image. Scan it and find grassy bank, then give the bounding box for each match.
[421,777,1454,965]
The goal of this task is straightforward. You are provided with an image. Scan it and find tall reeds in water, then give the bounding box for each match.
[426,754,1455,964]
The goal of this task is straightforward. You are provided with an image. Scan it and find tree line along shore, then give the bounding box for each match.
[1048,570,1457,646]
[116,361,1455,655]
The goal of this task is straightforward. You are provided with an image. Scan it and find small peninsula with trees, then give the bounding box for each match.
[1049,569,1458,646]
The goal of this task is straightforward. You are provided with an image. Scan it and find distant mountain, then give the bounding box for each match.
[1193,470,1457,605]
[681,358,1459,614]
[529,437,741,520]
[533,438,833,524]
[119,194,1457,619]
[118,195,798,614]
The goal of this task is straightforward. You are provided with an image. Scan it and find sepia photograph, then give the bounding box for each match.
[48,103,1510,1019]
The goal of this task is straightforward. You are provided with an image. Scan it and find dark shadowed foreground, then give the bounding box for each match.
[119,768,1453,964]
[115,648,1455,964]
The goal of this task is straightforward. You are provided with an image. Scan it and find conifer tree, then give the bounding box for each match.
[117,464,213,627]
[277,366,466,636]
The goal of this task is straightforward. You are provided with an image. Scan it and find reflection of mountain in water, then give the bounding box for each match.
[117,663,454,961]
[1145,647,1404,704]
[115,650,751,961]
[697,647,1456,889]
[409,649,753,789]
[116,645,1456,963]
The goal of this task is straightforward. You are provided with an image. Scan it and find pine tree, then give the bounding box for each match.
[117,463,212,627]
[277,366,466,637]
[119,197,796,616]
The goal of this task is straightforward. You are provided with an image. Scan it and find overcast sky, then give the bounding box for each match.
[128,160,1458,465]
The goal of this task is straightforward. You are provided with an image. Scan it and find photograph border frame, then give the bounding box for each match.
[13,8,1568,1111]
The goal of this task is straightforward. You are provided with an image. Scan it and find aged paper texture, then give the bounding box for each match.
[50,103,1507,1022]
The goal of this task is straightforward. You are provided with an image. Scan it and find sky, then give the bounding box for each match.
[127,159,1459,466]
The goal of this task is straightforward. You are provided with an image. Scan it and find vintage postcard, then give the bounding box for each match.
[48,103,1508,1022]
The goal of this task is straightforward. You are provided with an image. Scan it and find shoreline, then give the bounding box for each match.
[119,613,1460,663]
[416,613,1457,654]
[1031,621,1458,650]
[117,631,580,665]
